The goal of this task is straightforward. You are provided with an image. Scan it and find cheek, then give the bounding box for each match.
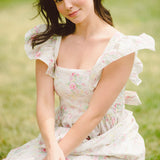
[74,0,88,9]
[74,0,93,11]
[76,0,93,5]
[74,0,86,5]
[56,5,65,15]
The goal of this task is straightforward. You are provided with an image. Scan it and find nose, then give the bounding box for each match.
[64,0,73,10]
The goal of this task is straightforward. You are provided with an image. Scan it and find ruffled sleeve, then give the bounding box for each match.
[24,24,59,78]
[89,32,155,105]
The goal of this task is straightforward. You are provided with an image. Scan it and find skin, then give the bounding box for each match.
[35,0,135,160]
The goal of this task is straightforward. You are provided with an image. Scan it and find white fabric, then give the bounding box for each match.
[4,24,155,160]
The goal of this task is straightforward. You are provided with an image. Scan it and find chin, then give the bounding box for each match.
[68,16,87,25]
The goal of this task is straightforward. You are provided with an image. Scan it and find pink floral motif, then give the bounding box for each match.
[61,106,67,111]
[67,72,87,93]
[34,26,39,33]
[41,148,46,152]
[110,51,117,55]
[50,59,53,63]
[39,140,43,145]
[35,52,41,57]
[69,82,76,90]
[82,83,85,86]
[49,59,54,65]
[113,103,121,112]
[65,124,70,128]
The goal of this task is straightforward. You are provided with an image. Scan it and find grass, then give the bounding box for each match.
[0,0,160,159]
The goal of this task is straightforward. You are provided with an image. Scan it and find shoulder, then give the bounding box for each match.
[24,24,47,43]
[99,30,155,67]
[108,31,155,84]
[112,31,155,53]
[24,24,61,60]
[101,25,155,53]
[24,24,61,78]
[89,31,155,89]
[24,24,59,47]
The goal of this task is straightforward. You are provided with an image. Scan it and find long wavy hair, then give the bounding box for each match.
[32,0,114,48]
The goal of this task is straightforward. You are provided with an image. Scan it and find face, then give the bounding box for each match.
[54,0,95,24]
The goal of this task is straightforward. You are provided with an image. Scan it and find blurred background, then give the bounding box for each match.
[0,0,159,159]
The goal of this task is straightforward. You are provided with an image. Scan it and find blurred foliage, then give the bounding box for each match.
[0,0,34,7]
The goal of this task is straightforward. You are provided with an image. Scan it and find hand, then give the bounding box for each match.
[43,141,65,160]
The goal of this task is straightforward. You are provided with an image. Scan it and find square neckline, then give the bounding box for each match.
[54,30,121,72]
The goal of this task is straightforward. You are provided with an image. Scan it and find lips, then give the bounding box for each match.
[68,9,80,17]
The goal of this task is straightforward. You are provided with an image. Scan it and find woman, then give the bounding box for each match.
[4,0,155,159]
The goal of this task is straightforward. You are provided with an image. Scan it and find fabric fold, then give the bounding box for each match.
[24,24,58,78]
[89,33,155,90]
[125,90,142,106]
[38,110,144,159]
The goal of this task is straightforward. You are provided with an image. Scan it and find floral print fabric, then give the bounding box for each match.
[4,24,155,160]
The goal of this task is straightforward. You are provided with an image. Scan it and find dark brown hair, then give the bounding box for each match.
[32,0,114,48]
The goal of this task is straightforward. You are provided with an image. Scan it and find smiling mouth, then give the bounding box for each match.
[68,9,80,17]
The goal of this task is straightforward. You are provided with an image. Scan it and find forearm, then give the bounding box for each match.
[58,53,135,156]
[58,109,103,157]
[35,60,58,151]
[36,103,56,150]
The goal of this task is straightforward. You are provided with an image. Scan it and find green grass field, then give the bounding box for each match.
[0,0,160,159]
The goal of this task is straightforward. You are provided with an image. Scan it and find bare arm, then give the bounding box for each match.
[58,53,135,157]
[35,60,56,150]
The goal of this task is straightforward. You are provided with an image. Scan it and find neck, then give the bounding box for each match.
[74,13,109,40]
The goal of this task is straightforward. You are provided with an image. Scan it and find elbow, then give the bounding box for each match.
[36,100,55,116]
[86,108,105,124]
[36,103,45,118]
[36,95,55,110]
[36,103,55,123]
[93,112,105,122]
[36,103,54,114]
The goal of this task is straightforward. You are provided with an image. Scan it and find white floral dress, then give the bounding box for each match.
[4,24,155,160]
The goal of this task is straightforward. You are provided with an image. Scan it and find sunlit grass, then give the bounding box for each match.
[0,1,160,159]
